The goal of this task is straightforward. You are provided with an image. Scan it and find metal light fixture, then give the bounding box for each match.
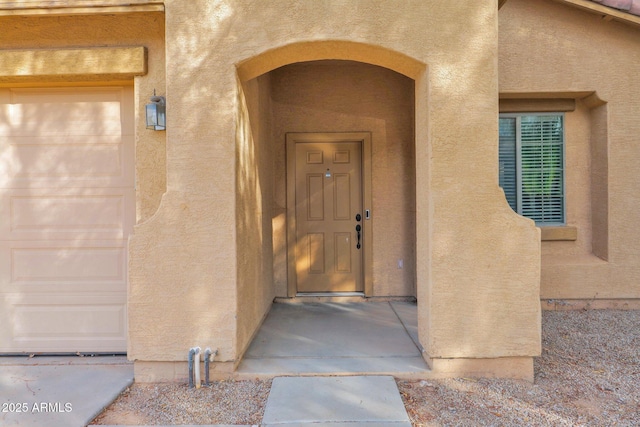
[146,92,166,131]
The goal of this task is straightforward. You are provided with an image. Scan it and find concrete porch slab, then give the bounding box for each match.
[262,376,411,426]
[389,301,422,352]
[237,301,429,378]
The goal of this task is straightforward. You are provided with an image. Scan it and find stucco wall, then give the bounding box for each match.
[0,12,166,223]
[500,0,640,300]
[267,61,416,297]
[128,0,541,371]
[235,75,276,358]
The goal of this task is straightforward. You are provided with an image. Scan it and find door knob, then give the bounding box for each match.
[355,224,361,249]
[356,213,361,222]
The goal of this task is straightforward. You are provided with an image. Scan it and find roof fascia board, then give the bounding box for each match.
[552,0,640,27]
[0,1,164,16]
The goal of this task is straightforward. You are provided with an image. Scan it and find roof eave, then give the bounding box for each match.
[0,1,164,17]
[550,0,640,27]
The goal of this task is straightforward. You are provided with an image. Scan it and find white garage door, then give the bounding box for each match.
[0,86,134,353]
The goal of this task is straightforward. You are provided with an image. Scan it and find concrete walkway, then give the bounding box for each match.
[2,301,421,426]
[0,355,132,427]
[238,301,428,378]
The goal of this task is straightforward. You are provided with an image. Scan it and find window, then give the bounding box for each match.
[499,113,565,225]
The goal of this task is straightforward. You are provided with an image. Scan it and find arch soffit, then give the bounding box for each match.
[236,40,426,82]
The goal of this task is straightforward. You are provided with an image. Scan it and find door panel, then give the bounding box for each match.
[293,140,363,293]
[307,233,325,274]
[334,174,351,220]
[334,232,352,273]
[307,174,325,220]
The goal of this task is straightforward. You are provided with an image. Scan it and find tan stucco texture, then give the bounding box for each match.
[3,0,640,380]
[0,11,166,222]
[127,0,541,368]
[500,0,640,300]
[0,47,147,82]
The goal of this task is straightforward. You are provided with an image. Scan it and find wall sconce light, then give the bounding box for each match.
[146,93,166,131]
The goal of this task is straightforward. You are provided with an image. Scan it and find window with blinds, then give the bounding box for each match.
[499,114,565,226]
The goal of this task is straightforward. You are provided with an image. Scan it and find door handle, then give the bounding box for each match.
[355,224,361,249]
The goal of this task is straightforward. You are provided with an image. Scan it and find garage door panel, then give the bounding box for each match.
[1,137,132,188]
[12,143,123,177]
[0,86,133,189]
[0,295,126,353]
[12,298,126,337]
[11,194,123,237]
[2,88,124,137]
[0,240,126,291]
[1,135,122,145]
[13,247,125,284]
[0,85,133,353]
[7,87,123,104]
[1,188,133,241]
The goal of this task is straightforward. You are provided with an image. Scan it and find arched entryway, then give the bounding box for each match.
[236,42,424,300]
[127,3,541,382]
[234,42,425,374]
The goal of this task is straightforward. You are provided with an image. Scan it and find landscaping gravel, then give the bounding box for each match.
[399,309,640,426]
[91,379,272,425]
[92,309,640,426]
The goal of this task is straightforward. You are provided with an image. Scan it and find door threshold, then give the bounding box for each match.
[296,292,365,297]
[275,293,366,304]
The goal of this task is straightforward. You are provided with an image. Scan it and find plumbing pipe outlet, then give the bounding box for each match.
[194,347,202,389]
[203,348,218,386]
[188,347,201,389]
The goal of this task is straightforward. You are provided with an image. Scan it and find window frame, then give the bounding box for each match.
[499,112,566,226]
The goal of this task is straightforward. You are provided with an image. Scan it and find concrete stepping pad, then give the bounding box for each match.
[262,376,411,426]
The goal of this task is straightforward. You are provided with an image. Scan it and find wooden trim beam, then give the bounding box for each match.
[0,47,147,83]
[0,3,163,16]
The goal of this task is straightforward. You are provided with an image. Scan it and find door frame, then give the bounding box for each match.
[286,132,373,297]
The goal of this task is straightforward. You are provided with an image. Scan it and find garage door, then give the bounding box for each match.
[0,86,134,353]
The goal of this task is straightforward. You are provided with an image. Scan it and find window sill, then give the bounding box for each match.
[540,226,577,241]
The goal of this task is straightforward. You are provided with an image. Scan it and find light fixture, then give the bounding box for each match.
[146,92,166,131]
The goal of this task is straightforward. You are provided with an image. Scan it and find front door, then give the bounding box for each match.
[287,133,367,293]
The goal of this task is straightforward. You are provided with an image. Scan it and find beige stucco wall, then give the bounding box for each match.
[235,75,276,358]
[265,61,416,297]
[500,0,640,300]
[0,11,166,223]
[3,0,639,378]
[126,0,541,374]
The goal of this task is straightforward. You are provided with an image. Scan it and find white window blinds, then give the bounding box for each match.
[499,114,565,226]
[499,117,517,210]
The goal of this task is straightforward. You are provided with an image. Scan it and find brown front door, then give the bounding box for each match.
[287,134,364,293]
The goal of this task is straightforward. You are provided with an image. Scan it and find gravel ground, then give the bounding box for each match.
[92,379,272,425]
[92,310,640,426]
